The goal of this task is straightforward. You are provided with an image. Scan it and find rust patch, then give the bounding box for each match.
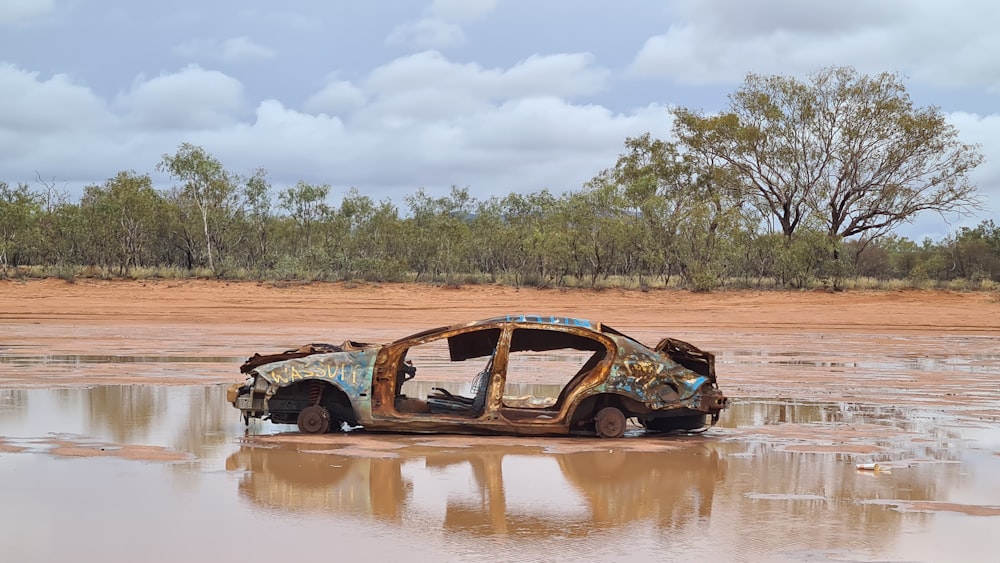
[232,316,727,438]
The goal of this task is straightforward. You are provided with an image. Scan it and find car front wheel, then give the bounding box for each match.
[296,405,331,434]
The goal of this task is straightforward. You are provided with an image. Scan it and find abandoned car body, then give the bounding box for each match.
[228,315,728,438]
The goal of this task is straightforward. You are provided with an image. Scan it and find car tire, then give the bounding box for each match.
[595,406,626,438]
[296,405,331,434]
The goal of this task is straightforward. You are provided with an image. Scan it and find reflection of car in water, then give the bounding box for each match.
[225,445,411,520]
[228,316,728,437]
[225,440,726,533]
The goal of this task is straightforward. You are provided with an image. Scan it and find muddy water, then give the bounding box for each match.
[3,324,1000,562]
[1,381,999,562]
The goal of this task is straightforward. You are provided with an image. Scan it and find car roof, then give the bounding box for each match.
[393,315,628,347]
[477,314,598,330]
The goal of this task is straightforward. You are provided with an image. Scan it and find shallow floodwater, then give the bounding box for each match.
[3,326,1000,562]
[2,382,1000,562]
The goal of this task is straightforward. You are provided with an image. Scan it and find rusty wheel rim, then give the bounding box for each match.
[595,406,626,438]
[297,405,330,434]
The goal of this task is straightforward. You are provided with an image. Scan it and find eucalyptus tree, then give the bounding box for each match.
[80,171,163,274]
[0,181,41,267]
[241,168,274,272]
[497,190,563,285]
[597,134,748,289]
[404,186,475,280]
[672,66,983,248]
[942,220,1000,281]
[345,194,407,281]
[278,181,331,260]
[158,144,238,271]
[330,188,406,279]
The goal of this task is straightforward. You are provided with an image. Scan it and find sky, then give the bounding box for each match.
[0,0,997,241]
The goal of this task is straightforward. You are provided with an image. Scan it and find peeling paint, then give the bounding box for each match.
[230,316,728,437]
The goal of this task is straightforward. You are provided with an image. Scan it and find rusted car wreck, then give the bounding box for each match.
[228,315,728,438]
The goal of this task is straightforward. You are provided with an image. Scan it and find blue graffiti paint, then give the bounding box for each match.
[677,375,708,400]
[258,348,378,397]
[503,315,592,328]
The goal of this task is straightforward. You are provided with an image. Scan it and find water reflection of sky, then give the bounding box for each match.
[2,384,1000,561]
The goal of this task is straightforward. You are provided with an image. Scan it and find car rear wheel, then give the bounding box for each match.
[594,406,626,438]
[297,405,331,434]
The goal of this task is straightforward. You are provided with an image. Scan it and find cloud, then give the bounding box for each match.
[0,0,54,25]
[386,18,465,50]
[386,0,496,50]
[365,51,608,104]
[0,63,113,168]
[114,65,244,130]
[174,36,276,63]
[629,0,1000,91]
[428,0,497,23]
[0,64,109,132]
[219,36,276,63]
[303,80,367,115]
[0,43,993,237]
[948,110,1000,198]
[0,47,666,199]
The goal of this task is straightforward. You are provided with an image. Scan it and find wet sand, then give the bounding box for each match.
[2,277,997,378]
[2,279,1000,561]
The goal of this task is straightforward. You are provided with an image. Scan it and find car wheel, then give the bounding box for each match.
[594,406,626,438]
[296,405,331,434]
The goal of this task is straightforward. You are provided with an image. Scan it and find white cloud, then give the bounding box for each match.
[303,80,367,115]
[365,51,608,103]
[630,0,1000,91]
[0,48,664,197]
[114,65,244,130]
[0,0,54,25]
[386,18,465,50]
[428,0,496,23]
[202,100,351,173]
[174,36,275,63]
[0,64,112,170]
[670,0,903,38]
[219,36,276,63]
[948,110,1000,199]
[387,0,496,50]
[0,1,995,243]
[465,98,664,154]
[0,64,109,132]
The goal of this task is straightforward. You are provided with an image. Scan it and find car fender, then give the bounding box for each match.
[252,348,379,421]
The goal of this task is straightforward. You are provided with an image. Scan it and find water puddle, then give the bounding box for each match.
[2,384,1000,561]
[3,327,1000,560]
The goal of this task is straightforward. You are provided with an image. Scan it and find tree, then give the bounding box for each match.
[241,168,273,272]
[278,181,330,258]
[943,220,1000,281]
[335,189,406,281]
[81,171,162,274]
[673,66,983,246]
[0,182,41,267]
[596,134,748,289]
[403,186,475,281]
[158,144,236,271]
[496,190,563,285]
